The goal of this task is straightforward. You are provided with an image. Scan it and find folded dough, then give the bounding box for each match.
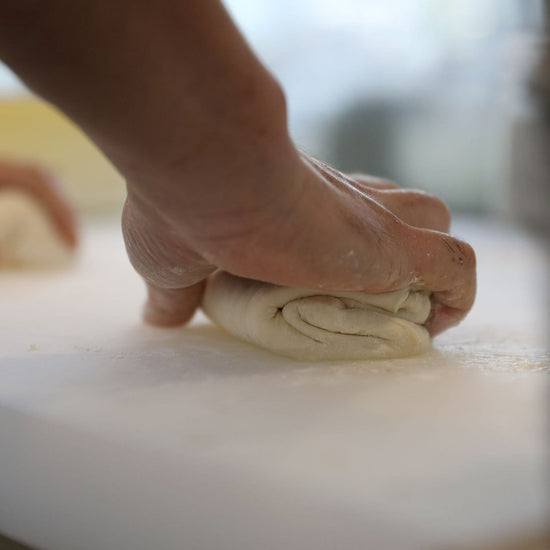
[202,271,432,361]
[0,189,73,269]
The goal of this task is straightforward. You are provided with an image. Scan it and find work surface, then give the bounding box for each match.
[0,219,548,550]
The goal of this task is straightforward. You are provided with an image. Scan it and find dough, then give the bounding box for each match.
[202,271,432,361]
[0,189,73,269]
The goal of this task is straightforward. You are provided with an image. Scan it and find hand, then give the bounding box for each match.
[122,148,475,337]
[0,159,78,248]
[0,1,475,337]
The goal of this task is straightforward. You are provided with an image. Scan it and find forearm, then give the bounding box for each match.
[0,0,291,181]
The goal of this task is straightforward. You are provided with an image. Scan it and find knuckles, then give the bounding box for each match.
[377,188,451,233]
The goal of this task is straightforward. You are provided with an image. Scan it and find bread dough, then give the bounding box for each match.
[0,189,73,269]
[202,271,432,361]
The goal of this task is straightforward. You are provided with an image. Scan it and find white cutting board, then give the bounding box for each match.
[0,219,548,550]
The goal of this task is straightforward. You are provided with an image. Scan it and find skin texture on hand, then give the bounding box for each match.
[0,0,475,338]
[0,159,78,248]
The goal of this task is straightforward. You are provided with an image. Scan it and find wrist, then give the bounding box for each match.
[128,67,300,208]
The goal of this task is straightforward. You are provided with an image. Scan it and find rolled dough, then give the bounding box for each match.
[0,189,73,269]
[202,271,432,361]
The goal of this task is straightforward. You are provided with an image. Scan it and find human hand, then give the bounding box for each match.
[0,0,474,336]
[0,0,475,336]
[122,148,475,337]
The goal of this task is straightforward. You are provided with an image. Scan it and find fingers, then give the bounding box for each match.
[349,171,468,332]
[144,280,205,326]
[0,159,78,248]
[404,225,477,335]
[349,173,450,233]
[291,158,474,336]
[348,173,399,190]
[369,188,451,233]
[312,161,450,233]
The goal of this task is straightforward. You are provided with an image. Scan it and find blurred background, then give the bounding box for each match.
[0,0,548,229]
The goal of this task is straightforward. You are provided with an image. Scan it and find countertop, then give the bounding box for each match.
[0,218,548,550]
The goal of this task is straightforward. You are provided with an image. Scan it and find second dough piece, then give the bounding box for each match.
[0,189,73,269]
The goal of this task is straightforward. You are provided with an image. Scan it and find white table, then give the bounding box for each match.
[1,219,548,550]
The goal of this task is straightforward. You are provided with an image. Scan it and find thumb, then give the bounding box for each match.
[143,280,206,327]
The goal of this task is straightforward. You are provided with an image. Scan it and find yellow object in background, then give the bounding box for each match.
[0,94,125,216]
